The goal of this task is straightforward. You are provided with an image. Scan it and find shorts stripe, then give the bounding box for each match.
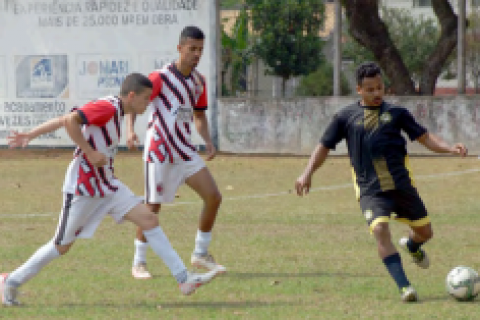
[55,193,73,245]
[145,162,150,204]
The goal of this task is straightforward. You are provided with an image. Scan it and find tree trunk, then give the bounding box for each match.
[282,77,287,97]
[418,1,458,95]
[343,0,416,95]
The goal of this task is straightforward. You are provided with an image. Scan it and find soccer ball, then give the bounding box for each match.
[446,266,480,301]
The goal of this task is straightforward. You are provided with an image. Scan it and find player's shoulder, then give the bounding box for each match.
[192,68,206,84]
[381,101,412,118]
[382,101,408,112]
[335,102,360,118]
[96,95,119,106]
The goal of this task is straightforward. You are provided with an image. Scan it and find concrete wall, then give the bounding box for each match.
[218,96,480,155]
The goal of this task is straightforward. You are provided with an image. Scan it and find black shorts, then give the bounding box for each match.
[359,187,430,233]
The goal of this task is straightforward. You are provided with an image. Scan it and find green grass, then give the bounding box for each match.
[1,150,480,319]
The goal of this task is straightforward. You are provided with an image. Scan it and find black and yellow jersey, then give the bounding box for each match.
[321,101,427,198]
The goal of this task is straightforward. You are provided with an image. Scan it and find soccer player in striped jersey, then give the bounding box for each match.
[126,26,226,279]
[295,62,468,302]
[1,73,220,307]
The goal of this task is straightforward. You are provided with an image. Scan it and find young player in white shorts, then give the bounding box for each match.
[126,26,226,279]
[1,73,221,307]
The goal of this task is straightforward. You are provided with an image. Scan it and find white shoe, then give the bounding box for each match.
[401,286,418,302]
[191,253,227,274]
[1,273,19,306]
[132,263,152,280]
[179,269,219,296]
[399,237,429,269]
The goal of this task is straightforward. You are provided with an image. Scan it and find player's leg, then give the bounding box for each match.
[132,203,161,279]
[118,184,219,295]
[184,157,225,273]
[2,193,100,306]
[132,161,180,279]
[361,193,417,302]
[396,187,432,269]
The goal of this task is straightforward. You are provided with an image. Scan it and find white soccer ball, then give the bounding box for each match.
[446,266,480,301]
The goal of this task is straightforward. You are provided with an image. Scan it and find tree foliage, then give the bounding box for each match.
[246,0,325,96]
[343,7,439,86]
[342,0,458,95]
[221,8,254,96]
[296,61,351,96]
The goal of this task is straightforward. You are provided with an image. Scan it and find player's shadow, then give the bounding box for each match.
[228,271,384,278]
[54,300,297,309]
[420,294,479,303]
[156,300,297,309]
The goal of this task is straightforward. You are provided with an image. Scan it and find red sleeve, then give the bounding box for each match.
[77,100,116,126]
[194,82,208,111]
[148,71,163,101]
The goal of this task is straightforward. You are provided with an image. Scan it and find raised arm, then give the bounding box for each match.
[417,132,467,156]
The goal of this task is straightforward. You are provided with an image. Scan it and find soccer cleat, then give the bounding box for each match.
[191,253,227,274]
[401,286,418,302]
[399,237,430,269]
[132,263,152,279]
[179,269,219,296]
[1,273,19,306]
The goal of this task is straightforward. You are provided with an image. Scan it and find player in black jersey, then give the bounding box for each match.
[295,62,467,302]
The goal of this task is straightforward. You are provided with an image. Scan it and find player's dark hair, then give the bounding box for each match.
[356,62,382,85]
[180,26,205,43]
[120,73,152,96]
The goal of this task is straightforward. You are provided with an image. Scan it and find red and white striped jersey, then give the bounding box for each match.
[63,96,123,197]
[143,62,207,163]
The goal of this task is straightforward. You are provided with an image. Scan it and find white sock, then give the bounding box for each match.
[133,239,149,267]
[6,241,60,288]
[143,226,186,282]
[194,230,212,256]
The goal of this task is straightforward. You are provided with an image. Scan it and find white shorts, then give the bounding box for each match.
[53,181,141,245]
[144,153,206,204]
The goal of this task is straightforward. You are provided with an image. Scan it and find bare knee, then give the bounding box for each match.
[55,242,74,255]
[414,225,433,242]
[139,212,159,230]
[372,223,392,244]
[206,190,222,207]
[147,203,161,214]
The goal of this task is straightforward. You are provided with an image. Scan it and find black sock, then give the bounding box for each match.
[406,238,424,253]
[383,253,410,290]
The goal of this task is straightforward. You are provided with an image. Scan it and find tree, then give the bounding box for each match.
[246,0,325,96]
[221,8,254,96]
[342,0,458,95]
[296,61,351,96]
[343,7,439,89]
[466,9,480,93]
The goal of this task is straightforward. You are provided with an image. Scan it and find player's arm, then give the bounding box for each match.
[417,133,467,157]
[295,144,330,196]
[193,110,215,161]
[193,82,216,160]
[7,116,65,148]
[126,71,162,150]
[400,109,467,157]
[296,113,344,196]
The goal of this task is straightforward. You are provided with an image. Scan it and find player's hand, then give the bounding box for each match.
[451,143,468,157]
[7,130,31,149]
[295,173,312,197]
[126,131,140,150]
[205,142,217,161]
[86,150,108,167]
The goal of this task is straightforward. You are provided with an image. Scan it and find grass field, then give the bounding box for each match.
[1,150,480,319]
